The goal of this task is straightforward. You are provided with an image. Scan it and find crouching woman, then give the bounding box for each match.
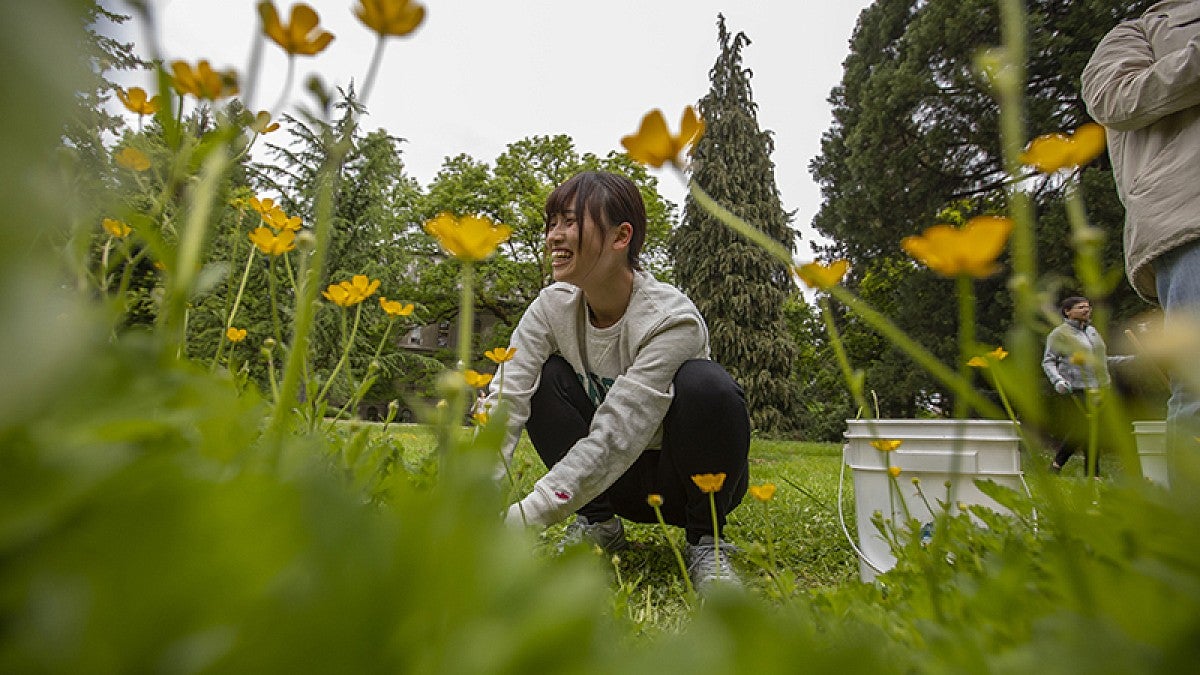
[487,171,750,589]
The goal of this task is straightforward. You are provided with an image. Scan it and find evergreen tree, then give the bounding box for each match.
[809,0,1156,417]
[674,16,801,435]
[255,90,428,402]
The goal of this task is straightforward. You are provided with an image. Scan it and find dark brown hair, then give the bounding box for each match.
[1060,296,1089,317]
[544,171,646,270]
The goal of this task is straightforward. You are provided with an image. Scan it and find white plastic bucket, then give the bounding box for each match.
[1132,420,1169,488]
[843,419,1023,582]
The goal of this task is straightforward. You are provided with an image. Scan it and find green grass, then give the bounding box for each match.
[370,424,860,630]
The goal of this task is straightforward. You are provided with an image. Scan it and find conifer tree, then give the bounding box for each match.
[674,16,801,434]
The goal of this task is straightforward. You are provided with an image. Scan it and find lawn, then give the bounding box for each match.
[370,423,860,629]
[348,419,1149,636]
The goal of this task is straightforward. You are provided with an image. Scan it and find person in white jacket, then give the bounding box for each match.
[1082,0,1200,484]
[491,171,750,589]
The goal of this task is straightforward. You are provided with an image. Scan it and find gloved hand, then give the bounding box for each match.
[1054,380,1071,395]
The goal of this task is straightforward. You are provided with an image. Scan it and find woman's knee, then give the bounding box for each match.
[530,354,592,416]
[673,360,744,408]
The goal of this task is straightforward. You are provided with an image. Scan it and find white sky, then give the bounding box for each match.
[103,0,873,257]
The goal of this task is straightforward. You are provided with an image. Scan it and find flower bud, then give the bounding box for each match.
[295,230,316,252]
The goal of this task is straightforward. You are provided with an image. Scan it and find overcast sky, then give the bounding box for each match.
[104,0,873,258]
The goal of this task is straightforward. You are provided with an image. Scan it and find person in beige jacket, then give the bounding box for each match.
[1082,0,1200,482]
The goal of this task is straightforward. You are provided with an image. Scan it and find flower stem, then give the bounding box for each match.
[215,246,258,371]
[270,134,351,441]
[688,183,792,264]
[98,238,112,293]
[371,317,397,364]
[359,38,387,108]
[708,491,723,572]
[819,296,871,418]
[267,257,285,347]
[318,302,363,406]
[955,274,976,418]
[652,503,696,600]
[451,261,475,430]
[829,285,1005,419]
[995,0,1042,412]
[269,57,296,118]
[159,146,230,356]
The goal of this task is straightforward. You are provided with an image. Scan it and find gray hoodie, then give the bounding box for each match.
[1082,0,1200,301]
[1042,319,1134,391]
[490,271,709,528]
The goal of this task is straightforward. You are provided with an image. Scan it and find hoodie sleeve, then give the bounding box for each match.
[1082,18,1200,131]
[1042,326,1068,388]
[509,312,707,528]
[485,293,557,474]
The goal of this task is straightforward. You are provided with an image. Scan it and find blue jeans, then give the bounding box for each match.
[1154,238,1200,485]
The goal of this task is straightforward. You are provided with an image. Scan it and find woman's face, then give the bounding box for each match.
[546,208,602,285]
[1066,300,1092,322]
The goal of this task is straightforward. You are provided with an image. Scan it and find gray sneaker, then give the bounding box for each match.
[686,535,741,590]
[556,515,628,554]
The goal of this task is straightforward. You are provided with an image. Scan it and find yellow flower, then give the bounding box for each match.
[464,369,493,389]
[170,60,239,100]
[248,226,296,255]
[423,213,512,262]
[379,297,414,316]
[748,483,777,502]
[102,218,132,238]
[620,106,705,168]
[322,285,355,307]
[1021,123,1106,173]
[691,472,726,494]
[900,215,1013,278]
[795,259,850,290]
[354,0,426,37]
[887,466,902,478]
[345,274,381,300]
[226,326,248,342]
[1070,351,1091,366]
[323,274,381,307]
[258,2,335,57]
[472,411,489,426]
[484,347,517,364]
[114,146,150,172]
[249,196,278,215]
[263,207,302,232]
[250,110,280,134]
[646,493,664,508]
[871,439,903,453]
[969,346,1010,368]
[116,86,161,115]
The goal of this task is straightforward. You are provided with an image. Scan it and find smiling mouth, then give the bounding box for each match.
[551,249,573,266]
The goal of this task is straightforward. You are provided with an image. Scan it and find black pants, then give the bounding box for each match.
[1051,390,1101,475]
[526,355,750,545]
